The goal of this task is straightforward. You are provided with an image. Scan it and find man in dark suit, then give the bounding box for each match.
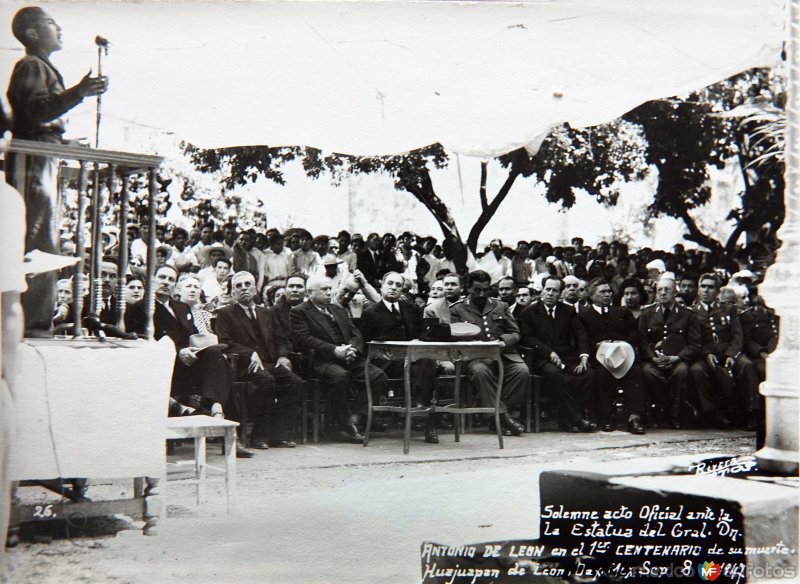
[578,278,645,434]
[270,274,306,349]
[450,270,529,436]
[518,275,597,433]
[690,273,756,429]
[359,272,439,443]
[215,271,302,449]
[511,286,533,322]
[126,265,230,404]
[125,265,250,456]
[356,233,385,288]
[638,277,700,429]
[290,275,388,442]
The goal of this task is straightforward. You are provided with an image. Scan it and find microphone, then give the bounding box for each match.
[94,36,111,49]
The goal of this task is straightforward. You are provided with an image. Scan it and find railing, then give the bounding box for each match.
[5,138,164,340]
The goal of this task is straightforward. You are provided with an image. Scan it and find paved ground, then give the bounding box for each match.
[3,427,757,584]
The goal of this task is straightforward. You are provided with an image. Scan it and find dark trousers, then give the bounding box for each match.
[642,360,689,419]
[691,354,759,415]
[7,149,58,337]
[374,358,437,405]
[315,357,388,424]
[466,356,529,412]
[533,360,594,423]
[244,364,302,442]
[171,346,232,405]
[594,362,646,423]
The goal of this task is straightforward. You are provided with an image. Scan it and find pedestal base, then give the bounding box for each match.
[756,382,799,474]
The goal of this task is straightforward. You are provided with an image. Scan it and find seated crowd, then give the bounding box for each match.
[53,222,779,457]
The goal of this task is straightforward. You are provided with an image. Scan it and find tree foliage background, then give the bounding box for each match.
[183,67,784,273]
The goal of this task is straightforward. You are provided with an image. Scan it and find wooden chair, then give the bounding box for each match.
[518,347,545,433]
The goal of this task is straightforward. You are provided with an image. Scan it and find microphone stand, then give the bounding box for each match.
[89,39,109,317]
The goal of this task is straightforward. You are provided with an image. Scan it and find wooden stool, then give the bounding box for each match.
[165,416,238,513]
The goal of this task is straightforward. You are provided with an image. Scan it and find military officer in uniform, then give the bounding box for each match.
[734,288,778,436]
[639,277,700,429]
[450,270,528,435]
[690,274,757,429]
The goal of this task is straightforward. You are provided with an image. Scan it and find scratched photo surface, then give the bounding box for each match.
[0,1,794,583]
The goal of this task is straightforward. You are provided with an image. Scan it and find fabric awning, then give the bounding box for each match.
[0,0,784,157]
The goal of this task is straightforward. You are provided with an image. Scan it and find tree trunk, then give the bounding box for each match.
[677,208,724,254]
[465,164,521,253]
[402,169,470,275]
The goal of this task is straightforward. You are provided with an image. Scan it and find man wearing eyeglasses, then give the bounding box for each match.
[215,271,302,449]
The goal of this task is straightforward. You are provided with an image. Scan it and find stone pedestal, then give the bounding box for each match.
[755,0,800,475]
[421,455,798,583]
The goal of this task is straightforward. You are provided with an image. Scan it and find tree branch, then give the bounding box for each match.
[677,207,723,253]
[479,161,488,210]
[466,169,521,253]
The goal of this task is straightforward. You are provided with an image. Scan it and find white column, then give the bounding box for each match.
[754,0,800,474]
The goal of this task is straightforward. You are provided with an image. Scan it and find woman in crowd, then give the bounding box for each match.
[619,276,648,322]
[176,273,214,334]
[125,276,145,305]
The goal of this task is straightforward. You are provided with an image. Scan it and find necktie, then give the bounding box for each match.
[548,307,555,319]
[249,307,257,321]
[391,303,398,315]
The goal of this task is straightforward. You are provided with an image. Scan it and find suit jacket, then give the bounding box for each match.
[638,303,700,363]
[423,297,461,324]
[290,300,364,364]
[270,296,296,349]
[691,301,743,359]
[215,303,288,366]
[518,301,590,366]
[510,303,525,322]
[356,249,383,287]
[359,300,423,343]
[578,305,639,357]
[125,297,197,350]
[449,297,523,362]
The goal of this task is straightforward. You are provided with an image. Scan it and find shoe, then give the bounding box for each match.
[236,442,254,458]
[338,424,365,444]
[270,440,296,448]
[370,422,390,433]
[500,413,524,436]
[424,427,439,444]
[573,419,598,433]
[250,440,270,449]
[627,416,646,435]
[601,423,615,432]
[487,417,512,436]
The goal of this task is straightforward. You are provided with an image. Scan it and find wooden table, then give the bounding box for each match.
[364,340,504,454]
[8,338,173,540]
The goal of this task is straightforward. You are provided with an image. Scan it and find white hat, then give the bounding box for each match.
[731,269,756,282]
[596,341,635,379]
[646,259,666,272]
